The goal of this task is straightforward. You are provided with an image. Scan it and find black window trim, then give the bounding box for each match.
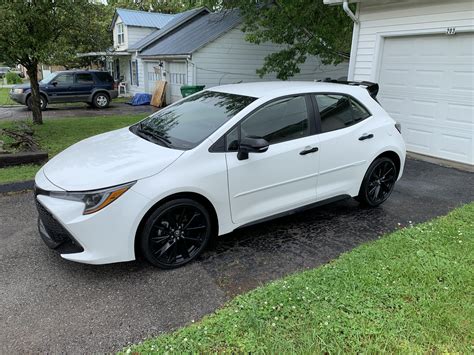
[310,92,373,134]
[209,93,317,153]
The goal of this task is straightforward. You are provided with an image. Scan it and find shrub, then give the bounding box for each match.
[5,72,22,84]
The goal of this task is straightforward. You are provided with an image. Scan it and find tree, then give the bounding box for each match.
[223,0,353,80]
[0,1,112,124]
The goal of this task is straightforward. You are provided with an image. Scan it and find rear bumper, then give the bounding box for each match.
[109,90,118,99]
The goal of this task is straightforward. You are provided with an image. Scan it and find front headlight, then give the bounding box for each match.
[13,88,24,94]
[50,182,135,215]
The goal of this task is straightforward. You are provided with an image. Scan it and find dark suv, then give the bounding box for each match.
[9,70,118,110]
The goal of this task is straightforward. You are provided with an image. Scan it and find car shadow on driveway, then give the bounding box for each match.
[0,158,473,353]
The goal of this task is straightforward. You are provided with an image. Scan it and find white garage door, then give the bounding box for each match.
[378,33,474,165]
[168,62,187,103]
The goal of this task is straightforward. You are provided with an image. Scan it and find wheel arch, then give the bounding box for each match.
[89,89,110,102]
[26,91,48,103]
[373,150,401,178]
[133,191,219,260]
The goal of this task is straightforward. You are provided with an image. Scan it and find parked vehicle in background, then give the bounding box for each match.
[0,67,11,78]
[34,81,406,269]
[9,70,118,110]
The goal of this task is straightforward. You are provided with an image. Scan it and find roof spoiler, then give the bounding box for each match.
[318,78,379,100]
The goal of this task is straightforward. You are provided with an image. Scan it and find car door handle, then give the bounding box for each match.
[359,134,374,141]
[299,147,319,155]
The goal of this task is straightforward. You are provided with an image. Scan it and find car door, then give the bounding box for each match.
[46,73,75,102]
[225,95,320,225]
[74,73,95,101]
[312,93,377,201]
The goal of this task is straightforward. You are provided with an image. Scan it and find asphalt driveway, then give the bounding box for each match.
[0,102,158,120]
[1,159,473,352]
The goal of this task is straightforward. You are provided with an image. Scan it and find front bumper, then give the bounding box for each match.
[9,92,27,105]
[34,182,151,265]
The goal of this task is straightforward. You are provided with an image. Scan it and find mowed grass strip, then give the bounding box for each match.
[0,115,144,184]
[0,87,18,105]
[124,203,474,354]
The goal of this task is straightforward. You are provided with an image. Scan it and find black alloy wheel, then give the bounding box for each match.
[140,199,212,269]
[357,157,397,207]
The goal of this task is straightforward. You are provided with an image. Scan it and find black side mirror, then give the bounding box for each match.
[237,137,269,160]
[51,81,58,86]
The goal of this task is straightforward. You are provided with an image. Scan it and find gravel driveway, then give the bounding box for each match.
[1,159,473,352]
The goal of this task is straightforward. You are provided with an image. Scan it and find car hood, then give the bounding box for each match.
[12,83,30,90]
[43,127,185,191]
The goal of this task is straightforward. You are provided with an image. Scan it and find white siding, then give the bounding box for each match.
[192,26,349,89]
[127,27,154,49]
[351,0,474,81]
[112,16,154,51]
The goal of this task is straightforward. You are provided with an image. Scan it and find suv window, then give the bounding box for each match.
[239,96,310,146]
[95,72,113,83]
[315,94,371,133]
[76,73,94,84]
[54,74,74,85]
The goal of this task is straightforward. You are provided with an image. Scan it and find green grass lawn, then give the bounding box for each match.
[0,87,18,105]
[0,115,144,184]
[124,203,474,354]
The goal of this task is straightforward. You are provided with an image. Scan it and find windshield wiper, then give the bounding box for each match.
[135,123,172,148]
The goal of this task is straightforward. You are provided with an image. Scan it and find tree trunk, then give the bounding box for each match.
[25,62,43,125]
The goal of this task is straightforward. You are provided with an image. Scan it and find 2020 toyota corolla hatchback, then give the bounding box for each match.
[34,81,406,269]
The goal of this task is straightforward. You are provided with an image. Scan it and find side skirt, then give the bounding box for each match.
[234,194,351,231]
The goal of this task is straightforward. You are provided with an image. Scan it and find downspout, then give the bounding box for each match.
[186,55,197,86]
[343,0,358,24]
[342,0,360,80]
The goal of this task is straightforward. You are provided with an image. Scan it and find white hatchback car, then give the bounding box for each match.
[34,81,406,268]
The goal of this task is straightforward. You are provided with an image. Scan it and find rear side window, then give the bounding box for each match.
[240,96,310,145]
[95,72,114,83]
[76,73,94,84]
[315,94,371,133]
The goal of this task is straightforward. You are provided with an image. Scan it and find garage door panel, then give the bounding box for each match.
[439,133,472,160]
[378,32,474,165]
[447,103,474,125]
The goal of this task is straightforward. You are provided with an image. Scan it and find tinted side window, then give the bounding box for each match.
[95,72,114,83]
[76,73,94,84]
[54,74,74,85]
[240,96,310,145]
[315,94,371,133]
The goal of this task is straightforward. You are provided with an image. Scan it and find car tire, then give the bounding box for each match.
[139,198,212,269]
[357,157,398,207]
[27,95,47,111]
[92,92,110,109]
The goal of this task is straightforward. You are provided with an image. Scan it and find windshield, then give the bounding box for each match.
[131,91,256,150]
[40,72,57,84]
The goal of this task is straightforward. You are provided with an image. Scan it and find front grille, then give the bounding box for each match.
[36,199,84,254]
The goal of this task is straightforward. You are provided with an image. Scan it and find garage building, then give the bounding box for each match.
[325,0,474,167]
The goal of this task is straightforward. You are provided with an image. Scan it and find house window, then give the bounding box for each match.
[117,23,124,45]
[130,60,138,86]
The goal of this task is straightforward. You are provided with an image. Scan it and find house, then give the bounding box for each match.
[324,0,474,167]
[107,7,349,103]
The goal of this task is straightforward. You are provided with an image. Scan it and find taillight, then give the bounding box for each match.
[395,123,402,134]
[113,81,118,90]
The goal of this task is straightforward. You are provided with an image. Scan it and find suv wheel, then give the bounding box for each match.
[92,92,110,109]
[27,95,47,111]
